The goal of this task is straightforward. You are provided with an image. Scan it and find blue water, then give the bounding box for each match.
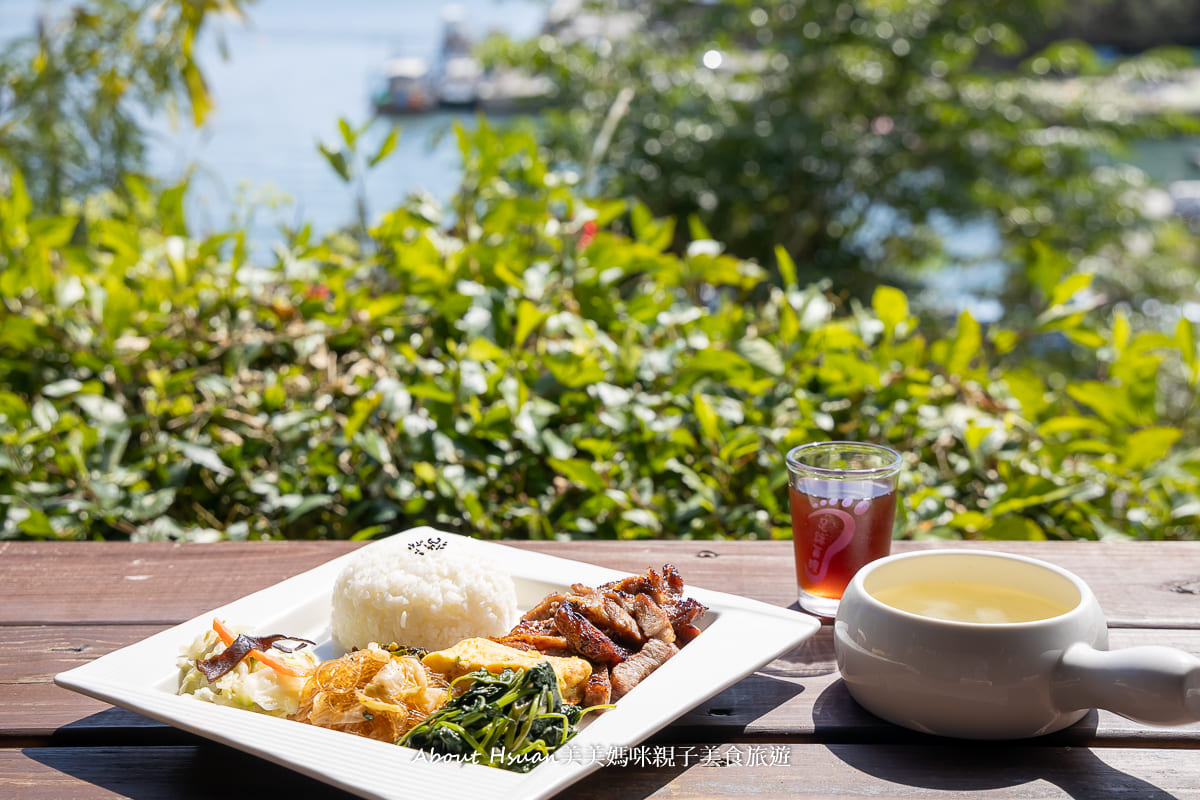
[0,0,545,243]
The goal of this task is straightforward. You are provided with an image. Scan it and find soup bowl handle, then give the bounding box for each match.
[1052,642,1200,726]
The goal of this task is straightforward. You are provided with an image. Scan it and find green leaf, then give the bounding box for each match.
[1037,416,1108,438]
[370,126,400,167]
[345,393,381,442]
[31,399,58,431]
[319,143,351,182]
[589,199,626,227]
[73,394,126,424]
[1028,240,1071,299]
[128,489,178,522]
[775,245,797,290]
[408,382,456,404]
[338,117,356,148]
[351,525,390,541]
[285,494,333,523]
[991,482,1096,516]
[872,285,909,337]
[963,422,995,453]
[735,338,784,376]
[1112,308,1132,355]
[183,60,212,125]
[5,170,32,225]
[361,429,393,465]
[18,509,56,539]
[990,329,1019,355]
[981,516,1046,541]
[1049,273,1093,308]
[1062,327,1106,348]
[0,391,29,419]
[1119,427,1182,472]
[1066,381,1137,426]
[629,202,674,252]
[465,338,507,363]
[28,217,78,249]
[687,214,713,241]
[263,383,286,411]
[683,349,753,380]
[514,299,546,347]
[1176,318,1197,386]
[174,441,232,477]
[544,353,607,388]
[946,311,981,376]
[43,379,83,398]
[693,391,721,447]
[548,458,607,492]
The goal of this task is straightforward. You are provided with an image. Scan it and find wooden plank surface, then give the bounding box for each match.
[3,743,1199,800]
[4,540,1200,800]
[6,623,1199,747]
[4,540,1200,627]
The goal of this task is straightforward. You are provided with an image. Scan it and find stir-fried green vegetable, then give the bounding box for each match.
[399,662,602,772]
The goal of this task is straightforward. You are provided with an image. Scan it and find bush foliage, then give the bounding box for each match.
[2,2,1199,543]
[2,120,1198,542]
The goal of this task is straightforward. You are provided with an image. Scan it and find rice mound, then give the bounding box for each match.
[330,529,518,652]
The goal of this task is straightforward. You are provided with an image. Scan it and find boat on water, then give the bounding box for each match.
[373,56,437,115]
[437,53,483,109]
[372,4,551,116]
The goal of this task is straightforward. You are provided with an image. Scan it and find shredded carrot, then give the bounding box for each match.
[211,618,314,678]
[211,617,237,647]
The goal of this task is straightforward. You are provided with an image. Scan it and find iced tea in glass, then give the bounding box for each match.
[786,442,901,617]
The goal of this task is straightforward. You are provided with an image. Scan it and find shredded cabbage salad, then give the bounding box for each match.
[177,627,317,717]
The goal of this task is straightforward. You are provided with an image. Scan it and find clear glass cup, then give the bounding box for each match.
[786,441,902,617]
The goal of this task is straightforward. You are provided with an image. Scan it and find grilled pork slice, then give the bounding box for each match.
[631,593,675,643]
[601,569,668,604]
[491,617,572,654]
[521,593,566,621]
[573,588,644,648]
[555,601,630,667]
[583,666,612,707]
[667,596,706,644]
[610,639,679,699]
[602,564,689,605]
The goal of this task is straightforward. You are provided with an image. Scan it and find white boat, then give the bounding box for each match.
[373,56,437,115]
[437,54,483,108]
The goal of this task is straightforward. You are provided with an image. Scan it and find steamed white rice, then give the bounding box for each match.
[330,528,518,652]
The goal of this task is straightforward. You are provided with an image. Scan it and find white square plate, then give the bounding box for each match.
[56,528,820,800]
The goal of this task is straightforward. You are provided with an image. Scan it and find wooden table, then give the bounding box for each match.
[4,539,1200,799]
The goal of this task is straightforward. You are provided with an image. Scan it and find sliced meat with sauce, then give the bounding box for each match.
[661,563,685,596]
[555,601,630,667]
[610,639,679,699]
[498,565,707,702]
[600,564,685,606]
[667,596,707,644]
[491,617,572,654]
[583,666,612,707]
[573,591,643,648]
[521,592,566,621]
[631,593,675,643]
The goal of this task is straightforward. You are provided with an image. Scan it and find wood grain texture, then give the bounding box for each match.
[3,743,1199,800]
[0,540,360,625]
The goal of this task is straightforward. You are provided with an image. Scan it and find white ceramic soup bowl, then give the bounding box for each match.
[834,549,1200,739]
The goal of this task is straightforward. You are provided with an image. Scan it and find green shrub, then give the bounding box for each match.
[1,121,1198,542]
[485,0,1200,311]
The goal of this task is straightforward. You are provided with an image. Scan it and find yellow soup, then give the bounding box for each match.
[871,580,1073,623]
